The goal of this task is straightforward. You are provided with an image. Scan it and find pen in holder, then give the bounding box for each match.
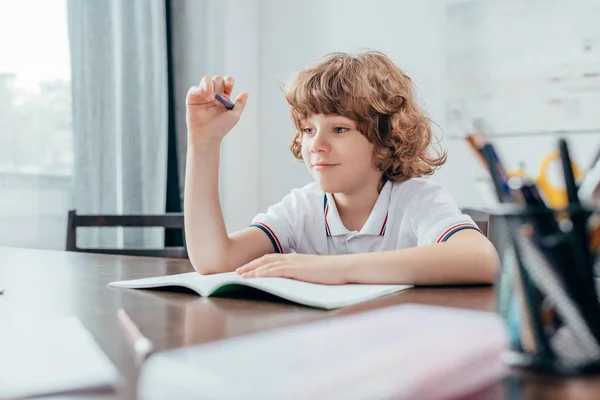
[492,203,600,374]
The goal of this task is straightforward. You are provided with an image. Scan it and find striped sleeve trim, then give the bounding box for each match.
[436,223,481,243]
[251,222,284,253]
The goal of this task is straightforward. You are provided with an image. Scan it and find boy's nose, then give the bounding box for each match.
[310,132,330,153]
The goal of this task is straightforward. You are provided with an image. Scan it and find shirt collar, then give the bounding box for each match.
[324,180,392,237]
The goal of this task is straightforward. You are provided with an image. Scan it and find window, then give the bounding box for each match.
[0,0,73,249]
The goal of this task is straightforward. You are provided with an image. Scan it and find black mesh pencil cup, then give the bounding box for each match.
[491,203,600,374]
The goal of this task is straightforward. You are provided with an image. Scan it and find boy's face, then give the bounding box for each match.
[300,114,382,194]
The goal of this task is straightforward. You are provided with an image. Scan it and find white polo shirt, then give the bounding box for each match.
[250,178,480,255]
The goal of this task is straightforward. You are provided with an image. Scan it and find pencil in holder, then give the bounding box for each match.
[491,204,600,374]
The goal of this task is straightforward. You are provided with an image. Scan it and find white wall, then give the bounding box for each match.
[442,0,600,208]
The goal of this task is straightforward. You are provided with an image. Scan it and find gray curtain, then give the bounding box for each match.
[67,0,168,248]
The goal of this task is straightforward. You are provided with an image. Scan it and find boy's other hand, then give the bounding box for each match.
[186,75,248,147]
[236,254,348,285]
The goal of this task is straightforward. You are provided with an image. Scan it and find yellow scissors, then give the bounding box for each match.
[509,152,582,210]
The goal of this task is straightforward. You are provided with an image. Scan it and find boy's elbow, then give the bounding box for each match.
[449,230,500,284]
[188,253,229,275]
[477,239,500,284]
[190,262,220,275]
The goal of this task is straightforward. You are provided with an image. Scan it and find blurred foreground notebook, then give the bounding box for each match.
[137,304,509,400]
[108,272,411,309]
[0,317,121,399]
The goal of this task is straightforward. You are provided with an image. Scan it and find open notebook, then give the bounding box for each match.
[108,272,411,309]
[137,304,509,400]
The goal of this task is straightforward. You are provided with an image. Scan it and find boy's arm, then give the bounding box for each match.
[184,145,274,274]
[341,229,499,285]
[237,230,498,285]
[184,76,274,274]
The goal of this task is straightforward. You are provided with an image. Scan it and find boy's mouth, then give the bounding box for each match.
[311,163,339,171]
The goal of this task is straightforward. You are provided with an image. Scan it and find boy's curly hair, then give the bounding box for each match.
[284,51,446,183]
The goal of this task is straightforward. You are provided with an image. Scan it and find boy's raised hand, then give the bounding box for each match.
[186,75,248,146]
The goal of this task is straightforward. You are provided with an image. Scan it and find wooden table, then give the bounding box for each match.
[1,247,599,399]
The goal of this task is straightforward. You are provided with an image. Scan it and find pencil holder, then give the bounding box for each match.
[490,204,600,374]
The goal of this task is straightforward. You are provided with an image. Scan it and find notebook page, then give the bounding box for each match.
[215,273,411,309]
[109,272,411,309]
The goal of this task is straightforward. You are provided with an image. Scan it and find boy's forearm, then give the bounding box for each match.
[184,142,232,273]
[339,237,498,285]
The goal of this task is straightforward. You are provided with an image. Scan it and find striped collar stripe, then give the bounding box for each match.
[324,204,331,236]
[323,195,331,236]
[323,194,387,237]
[378,214,388,236]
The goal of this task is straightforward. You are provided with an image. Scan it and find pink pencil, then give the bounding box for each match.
[117,308,155,361]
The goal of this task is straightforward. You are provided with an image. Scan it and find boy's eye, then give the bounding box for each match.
[302,127,315,135]
[334,127,349,134]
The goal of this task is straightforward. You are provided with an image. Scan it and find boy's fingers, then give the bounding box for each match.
[199,75,214,96]
[186,76,242,107]
[186,85,198,101]
[186,76,215,104]
[233,92,248,115]
[186,84,213,104]
[223,76,235,97]
[213,75,225,95]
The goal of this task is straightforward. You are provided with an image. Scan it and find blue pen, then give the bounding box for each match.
[215,94,234,110]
